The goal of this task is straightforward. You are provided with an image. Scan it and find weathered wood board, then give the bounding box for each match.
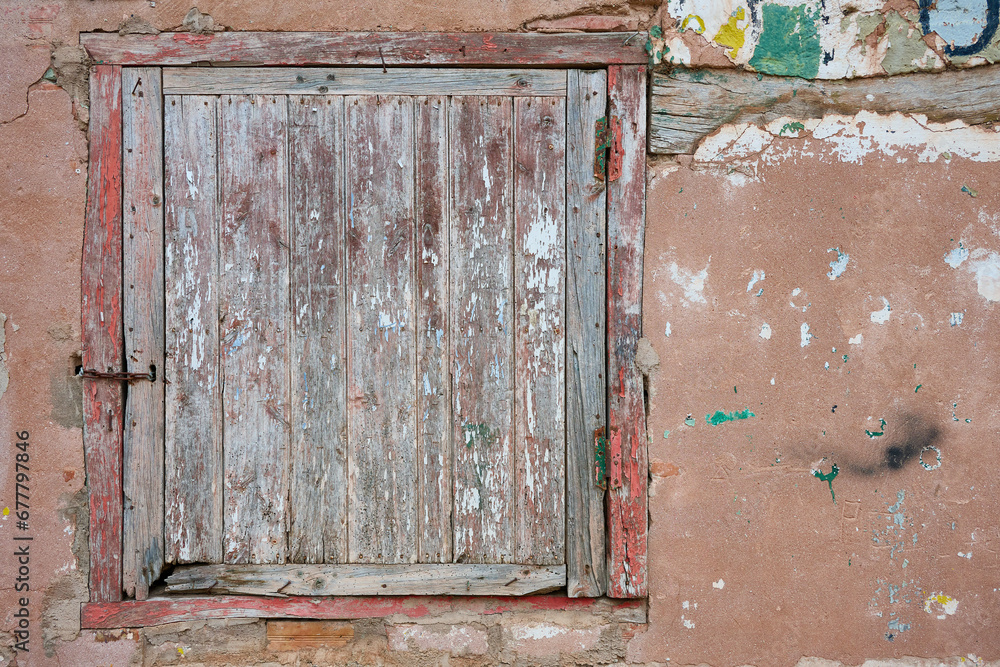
[606,66,648,598]
[164,95,223,565]
[450,97,516,564]
[287,96,348,564]
[650,65,1000,155]
[82,593,646,629]
[345,96,418,564]
[83,64,124,602]
[81,32,647,67]
[165,563,566,596]
[415,96,453,564]
[163,68,566,96]
[513,96,567,566]
[565,69,608,597]
[122,66,165,601]
[219,95,290,564]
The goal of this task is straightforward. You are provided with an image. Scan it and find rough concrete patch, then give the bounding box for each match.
[42,488,91,656]
[182,8,216,34]
[119,15,160,35]
[51,353,83,429]
[0,313,8,403]
[51,45,91,128]
[635,337,660,376]
[386,623,489,655]
[142,619,266,666]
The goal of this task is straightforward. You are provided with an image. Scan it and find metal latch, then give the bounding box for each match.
[77,366,156,383]
[594,115,623,183]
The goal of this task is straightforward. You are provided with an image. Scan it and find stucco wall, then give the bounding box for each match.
[0,0,998,665]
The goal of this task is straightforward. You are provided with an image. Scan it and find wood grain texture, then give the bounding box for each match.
[219,95,290,564]
[513,96,566,566]
[450,97,515,564]
[415,96,452,564]
[164,68,567,96]
[82,595,645,628]
[287,96,348,564]
[81,32,647,67]
[345,96,417,564]
[650,65,1000,155]
[606,66,648,598]
[122,67,164,600]
[267,621,354,650]
[164,95,223,565]
[565,69,608,598]
[165,563,565,596]
[83,64,124,603]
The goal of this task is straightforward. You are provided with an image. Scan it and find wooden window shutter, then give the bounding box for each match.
[81,38,648,617]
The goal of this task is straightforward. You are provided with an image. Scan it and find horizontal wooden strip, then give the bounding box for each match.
[165,564,566,596]
[81,32,647,66]
[267,621,353,649]
[163,68,567,96]
[82,595,646,628]
[650,65,1000,155]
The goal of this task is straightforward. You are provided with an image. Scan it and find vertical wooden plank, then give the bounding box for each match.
[606,65,648,598]
[345,96,417,564]
[287,96,348,564]
[82,64,124,602]
[450,97,515,564]
[164,95,222,565]
[219,94,290,564]
[565,69,608,597]
[122,67,164,600]
[415,96,452,563]
[513,96,566,565]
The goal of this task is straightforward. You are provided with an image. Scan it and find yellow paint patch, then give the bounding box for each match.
[714,7,747,59]
[924,592,959,618]
[681,14,706,34]
[2,507,8,516]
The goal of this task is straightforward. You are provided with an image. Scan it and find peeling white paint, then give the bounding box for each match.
[665,322,672,337]
[827,247,849,280]
[713,578,725,589]
[944,243,970,268]
[746,269,765,292]
[950,312,965,326]
[849,333,864,345]
[870,297,892,324]
[800,322,813,347]
[667,260,710,306]
[759,322,772,340]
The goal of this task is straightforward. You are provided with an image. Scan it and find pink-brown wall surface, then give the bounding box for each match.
[1,1,998,665]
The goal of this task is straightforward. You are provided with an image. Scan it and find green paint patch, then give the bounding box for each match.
[684,416,696,427]
[779,121,805,136]
[663,429,671,439]
[866,418,887,438]
[706,408,755,426]
[812,463,840,503]
[749,4,821,79]
[462,423,496,448]
[961,185,978,198]
[881,11,933,75]
[915,384,922,393]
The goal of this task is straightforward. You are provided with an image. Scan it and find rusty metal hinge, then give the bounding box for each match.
[78,366,156,383]
[594,427,608,489]
[594,115,623,183]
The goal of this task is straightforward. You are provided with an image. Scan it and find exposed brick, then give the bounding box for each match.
[504,621,603,658]
[386,623,489,655]
[526,15,640,32]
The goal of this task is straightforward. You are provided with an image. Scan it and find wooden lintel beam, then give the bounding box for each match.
[80,32,647,67]
[81,595,647,629]
[164,563,566,597]
[650,65,1000,155]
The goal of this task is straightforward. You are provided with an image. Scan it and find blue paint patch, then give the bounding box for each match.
[920,0,1000,56]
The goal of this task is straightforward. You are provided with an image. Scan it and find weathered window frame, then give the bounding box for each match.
[80,31,649,628]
